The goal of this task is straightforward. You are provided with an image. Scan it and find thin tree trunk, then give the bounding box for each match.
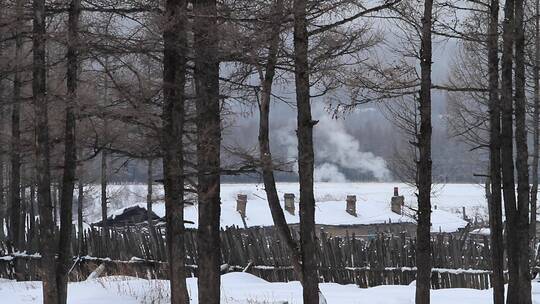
[18,171,25,250]
[258,0,304,284]
[29,170,36,246]
[53,184,57,225]
[101,55,109,230]
[500,0,519,301]
[146,159,160,263]
[33,0,58,300]
[9,0,23,253]
[56,0,80,301]
[415,0,433,303]
[487,0,505,302]
[514,0,531,300]
[194,0,221,303]
[77,171,84,255]
[147,159,153,218]
[101,150,107,229]
[162,0,189,301]
[293,0,319,302]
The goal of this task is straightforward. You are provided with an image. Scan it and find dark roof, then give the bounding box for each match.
[93,206,160,227]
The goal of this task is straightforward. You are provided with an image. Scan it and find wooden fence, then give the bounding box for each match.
[0,225,511,290]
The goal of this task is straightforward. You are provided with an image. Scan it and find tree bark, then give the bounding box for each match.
[258,0,304,284]
[415,0,433,303]
[194,0,221,303]
[293,0,319,302]
[162,0,189,302]
[0,0,5,231]
[33,0,58,301]
[56,0,80,301]
[514,0,531,300]
[487,0,505,302]
[500,0,520,301]
[531,0,540,256]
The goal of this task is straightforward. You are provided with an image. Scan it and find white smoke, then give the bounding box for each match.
[315,114,391,181]
[274,106,391,182]
[314,163,348,182]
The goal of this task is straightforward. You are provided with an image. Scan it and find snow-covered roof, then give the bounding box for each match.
[180,198,467,233]
[470,228,490,235]
[110,183,468,233]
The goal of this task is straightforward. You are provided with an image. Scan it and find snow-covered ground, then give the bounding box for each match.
[89,182,484,232]
[2,272,539,304]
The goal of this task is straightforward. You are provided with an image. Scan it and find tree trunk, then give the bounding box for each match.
[514,0,531,300]
[194,0,221,303]
[531,0,540,258]
[258,0,304,284]
[162,0,189,301]
[29,170,36,246]
[56,0,80,301]
[33,0,58,301]
[0,0,5,231]
[9,0,23,253]
[415,0,433,303]
[293,0,319,302]
[146,159,160,258]
[487,0,505,302]
[53,184,58,225]
[100,150,107,229]
[500,0,519,301]
[147,159,153,219]
[77,170,84,255]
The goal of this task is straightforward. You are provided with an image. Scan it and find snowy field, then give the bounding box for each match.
[1,183,504,303]
[2,272,540,304]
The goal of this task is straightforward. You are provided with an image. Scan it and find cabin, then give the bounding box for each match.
[180,187,469,238]
[103,186,469,238]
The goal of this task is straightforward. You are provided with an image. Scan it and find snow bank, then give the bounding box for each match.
[3,272,539,304]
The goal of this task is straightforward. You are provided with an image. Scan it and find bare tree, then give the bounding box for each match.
[514,0,531,300]
[293,0,319,302]
[500,0,521,300]
[9,0,23,254]
[56,0,81,301]
[33,0,58,301]
[415,0,433,303]
[256,0,304,284]
[531,0,540,254]
[162,0,190,302]
[194,0,221,303]
[486,0,505,302]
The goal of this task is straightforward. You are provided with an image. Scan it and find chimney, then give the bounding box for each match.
[391,187,404,215]
[284,193,295,215]
[236,194,247,217]
[346,195,357,216]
